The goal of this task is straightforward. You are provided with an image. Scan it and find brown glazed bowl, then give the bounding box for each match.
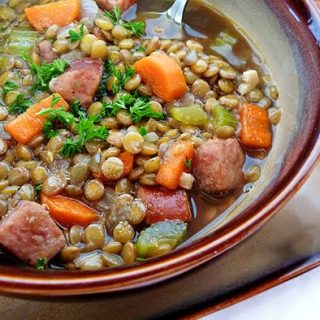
[0,0,319,296]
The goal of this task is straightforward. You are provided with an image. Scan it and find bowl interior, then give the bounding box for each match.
[184,0,320,244]
[0,0,319,295]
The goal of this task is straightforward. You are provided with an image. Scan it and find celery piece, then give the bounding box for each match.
[212,105,238,129]
[169,104,209,126]
[136,221,188,259]
[4,28,39,56]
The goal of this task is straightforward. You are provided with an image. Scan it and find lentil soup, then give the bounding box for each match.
[0,0,280,271]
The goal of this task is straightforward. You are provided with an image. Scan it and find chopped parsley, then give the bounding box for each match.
[136,46,146,52]
[37,96,75,139]
[130,98,164,122]
[35,183,43,193]
[61,117,109,158]
[9,93,32,114]
[104,7,145,37]
[2,81,18,95]
[68,24,85,43]
[139,126,148,136]
[35,257,46,271]
[107,61,135,94]
[96,60,112,98]
[185,159,192,170]
[102,93,164,123]
[70,99,87,119]
[23,53,68,91]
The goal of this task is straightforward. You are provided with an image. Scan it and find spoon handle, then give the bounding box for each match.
[167,0,189,24]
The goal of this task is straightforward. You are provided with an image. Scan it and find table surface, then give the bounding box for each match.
[0,164,318,320]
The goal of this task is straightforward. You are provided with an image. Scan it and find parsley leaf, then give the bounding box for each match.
[68,24,85,43]
[35,258,46,271]
[9,93,32,114]
[23,53,68,91]
[102,93,134,117]
[122,20,145,37]
[139,126,147,136]
[130,99,164,123]
[37,98,75,139]
[185,159,192,169]
[35,183,43,192]
[104,6,121,25]
[96,60,112,98]
[104,7,145,37]
[2,81,18,95]
[102,93,164,122]
[136,46,146,52]
[60,117,109,158]
[70,99,87,119]
[107,61,135,94]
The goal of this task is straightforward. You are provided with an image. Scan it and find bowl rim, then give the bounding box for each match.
[0,0,319,296]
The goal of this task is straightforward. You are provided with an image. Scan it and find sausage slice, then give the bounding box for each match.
[193,138,245,196]
[137,186,191,224]
[49,58,103,107]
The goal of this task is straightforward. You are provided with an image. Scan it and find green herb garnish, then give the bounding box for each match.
[37,96,75,139]
[2,81,18,95]
[102,93,134,117]
[185,159,192,170]
[60,117,109,158]
[35,183,43,193]
[96,60,112,98]
[23,53,68,91]
[138,127,148,136]
[68,24,85,43]
[130,98,164,123]
[136,46,146,52]
[108,61,135,94]
[70,99,87,119]
[9,93,32,114]
[104,7,145,37]
[35,257,46,271]
[102,93,164,122]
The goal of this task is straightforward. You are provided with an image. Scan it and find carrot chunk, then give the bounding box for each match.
[134,52,186,102]
[24,0,80,31]
[156,141,195,190]
[41,194,99,228]
[5,94,69,144]
[240,103,272,149]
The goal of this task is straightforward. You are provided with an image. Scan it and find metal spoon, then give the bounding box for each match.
[143,0,189,39]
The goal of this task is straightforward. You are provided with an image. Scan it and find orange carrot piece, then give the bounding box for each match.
[156,141,194,190]
[119,151,134,177]
[24,0,80,31]
[134,52,186,103]
[5,94,69,145]
[41,194,99,228]
[240,103,272,149]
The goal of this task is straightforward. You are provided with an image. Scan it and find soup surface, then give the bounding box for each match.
[0,0,280,270]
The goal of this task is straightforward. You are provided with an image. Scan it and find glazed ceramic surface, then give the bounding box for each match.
[0,0,319,295]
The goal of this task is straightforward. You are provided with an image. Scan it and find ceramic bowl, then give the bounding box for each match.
[0,0,319,296]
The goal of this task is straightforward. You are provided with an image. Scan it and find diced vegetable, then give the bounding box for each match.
[134,52,186,102]
[5,94,69,144]
[240,103,272,149]
[169,104,209,126]
[24,0,81,31]
[156,141,194,190]
[120,151,134,177]
[212,105,238,129]
[3,28,39,56]
[41,194,99,228]
[136,221,188,258]
[137,186,191,224]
